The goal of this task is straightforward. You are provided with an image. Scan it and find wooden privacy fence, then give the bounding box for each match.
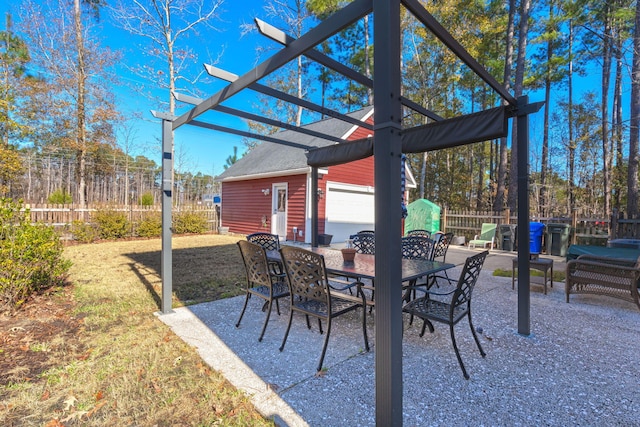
[24,203,220,231]
[442,208,610,245]
[610,209,640,240]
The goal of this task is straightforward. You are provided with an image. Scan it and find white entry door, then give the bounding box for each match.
[271,183,287,239]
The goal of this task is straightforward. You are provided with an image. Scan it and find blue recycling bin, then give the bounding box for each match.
[529,222,545,255]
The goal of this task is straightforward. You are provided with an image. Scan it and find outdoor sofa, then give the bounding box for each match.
[565,254,640,310]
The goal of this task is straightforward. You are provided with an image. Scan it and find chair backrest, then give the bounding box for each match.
[478,223,497,240]
[279,246,330,304]
[247,232,280,251]
[352,233,376,254]
[432,232,454,261]
[237,240,273,289]
[356,230,375,235]
[401,235,435,260]
[406,229,431,239]
[453,250,489,308]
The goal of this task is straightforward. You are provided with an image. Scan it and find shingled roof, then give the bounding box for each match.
[216,106,373,181]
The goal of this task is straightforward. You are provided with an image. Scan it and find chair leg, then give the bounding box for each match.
[467,311,486,357]
[317,317,332,372]
[360,307,370,352]
[449,323,469,380]
[235,293,250,328]
[279,310,295,352]
[258,300,273,342]
[419,319,434,337]
[275,298,281,315]
[317,318,323,334]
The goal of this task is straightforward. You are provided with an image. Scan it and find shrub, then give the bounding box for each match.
[71,220,98,243]
[93,208,130,239]
[136,212,162,237]
[173,211,208,234]
[139,192,154,206]
[0,198,71,311]
[48,189,73,204]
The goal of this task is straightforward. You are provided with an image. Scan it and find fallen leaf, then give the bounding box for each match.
[61,411,88,422]
[87,400,107,417]
[95,390,104,401]
[77,348,93,361]
[63,395,77,411]
[44,419,64,427]
[41,390,51,401]
[315,370,327,378]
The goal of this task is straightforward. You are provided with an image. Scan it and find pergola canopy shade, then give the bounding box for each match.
[306,137,374,167]
[402,106,509,153]
[306,106,509,167]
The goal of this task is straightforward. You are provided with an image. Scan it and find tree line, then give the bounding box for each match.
[250,0,640,219]
[1,0,640,218]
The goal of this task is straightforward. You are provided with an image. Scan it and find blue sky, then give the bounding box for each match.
[1,0,277,176]
[1,1,621,177]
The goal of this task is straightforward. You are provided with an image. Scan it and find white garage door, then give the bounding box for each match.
[324,182,375,243]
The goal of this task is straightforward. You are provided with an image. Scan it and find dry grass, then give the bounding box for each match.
[0,234,274,426]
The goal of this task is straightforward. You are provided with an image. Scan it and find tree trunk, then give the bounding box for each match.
[494,0,516,211]
[74,0,87,208]
[613,30,623,210]
[602,3,613,217]
[568,19,576,215]
[627,0,640,217]
[508,0,530,211]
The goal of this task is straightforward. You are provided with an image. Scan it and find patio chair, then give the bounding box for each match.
[247,232,284,278]
[352,232,376,255]
[406,229,431,239]
[402,250,489,379]
[401,235,436,301]
[279,245,369,372]
[427,232,455,287]
[235,240,290,342]
[468,223,497,250]
[401,235,435,260]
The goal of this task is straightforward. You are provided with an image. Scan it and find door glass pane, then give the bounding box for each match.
[278,189,286,212]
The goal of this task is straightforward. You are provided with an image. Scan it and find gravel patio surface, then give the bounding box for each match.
[158,249,639,426]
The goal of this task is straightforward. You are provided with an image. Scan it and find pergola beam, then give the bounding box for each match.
[173,0,373,130]
[205,64,374,130]
[255,18,444,122]
[189,119,314,151]
[173,92,344,143]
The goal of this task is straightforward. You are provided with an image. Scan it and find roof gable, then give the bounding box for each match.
[217,106,373,181]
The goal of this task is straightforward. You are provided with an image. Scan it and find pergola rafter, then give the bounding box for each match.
[173,92,344,143]
[156,0,542,424]
[254,18,444,121]
[204,64,374,130]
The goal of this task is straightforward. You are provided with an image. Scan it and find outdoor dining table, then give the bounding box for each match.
[267,246,456,291]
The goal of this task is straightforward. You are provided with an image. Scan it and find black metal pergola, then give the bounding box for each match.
[153,0,542,424]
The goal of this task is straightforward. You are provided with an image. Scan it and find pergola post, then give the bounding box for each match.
[161,118,174,314]
[373,0,403,424]
[516,95,531,335]
[311,166,319,247]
